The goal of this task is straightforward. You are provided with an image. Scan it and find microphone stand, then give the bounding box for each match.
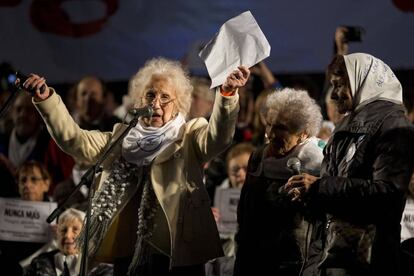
[46,113,143,276]
[0,88,19,119]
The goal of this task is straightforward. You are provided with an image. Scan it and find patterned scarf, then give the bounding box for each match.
[122,114,185,166]
[344,53,403,111]
[80,116,185,273]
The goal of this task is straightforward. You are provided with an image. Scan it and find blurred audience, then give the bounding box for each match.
[206,143,255,276]
[0,93,49,171]
[188,77,215,120]
[404,93,414,123]
[71,75,120,131]
[401,173,414,274]
[251,89,272,146]
[0,161,54,275]
[53,161,90,211]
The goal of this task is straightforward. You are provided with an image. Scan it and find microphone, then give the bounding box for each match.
[15,71,46,94]
[128,105,154,117]
[278,157,302,195]
[287,157,301,175]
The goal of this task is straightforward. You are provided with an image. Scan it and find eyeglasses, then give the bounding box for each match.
[143,91,175,107]
[229,166,247,176]
[19,176,44,185]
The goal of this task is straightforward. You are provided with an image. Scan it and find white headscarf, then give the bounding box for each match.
[343,53,403,111]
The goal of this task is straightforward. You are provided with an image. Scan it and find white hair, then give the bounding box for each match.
[128,57,193,117]
[265,88,322,137]
[58,208,85,224]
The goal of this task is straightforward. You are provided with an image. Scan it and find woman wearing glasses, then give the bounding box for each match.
[0,160,52,274]
[20,58,250,276]
[17,160,52,202]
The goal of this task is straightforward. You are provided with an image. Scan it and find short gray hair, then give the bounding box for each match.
[128,57,193,117]
[58,208,85,225]
[265,88,322,136]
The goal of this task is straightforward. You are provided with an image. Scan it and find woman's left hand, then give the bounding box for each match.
[284,173,320,201]
[222,65,250,92]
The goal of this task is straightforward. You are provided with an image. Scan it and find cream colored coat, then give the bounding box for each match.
[34,89,239,266]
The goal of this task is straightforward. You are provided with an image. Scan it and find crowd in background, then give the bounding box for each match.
[0,26,413,276]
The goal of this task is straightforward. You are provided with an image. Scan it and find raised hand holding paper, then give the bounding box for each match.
[199,11,271,88]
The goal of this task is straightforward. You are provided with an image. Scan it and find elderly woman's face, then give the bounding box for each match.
[18,167,49,201]
[141,75,177,127]
[330,74,353,114]
[57,218,83,255]
[265,113,305,157]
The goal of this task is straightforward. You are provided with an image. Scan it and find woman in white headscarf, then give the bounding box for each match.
[19,58,250,276]
[286,53,414,276]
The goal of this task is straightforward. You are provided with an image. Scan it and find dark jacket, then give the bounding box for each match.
[24,250,113,276]
[235,143,321,276]
[303,101,414,276]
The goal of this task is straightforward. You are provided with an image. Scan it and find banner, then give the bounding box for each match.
[401,197,414,242]
[0,197,56,243]
[0,0,413,83]
[214,188,241,235]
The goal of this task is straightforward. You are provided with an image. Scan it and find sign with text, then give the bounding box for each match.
[401,197,414,242]
[214,188,241,235]
[0,198,56,243]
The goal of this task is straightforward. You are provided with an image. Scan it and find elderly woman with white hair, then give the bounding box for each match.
[234,88,324,276]
[19,58,250,276]
[25,208,112,276]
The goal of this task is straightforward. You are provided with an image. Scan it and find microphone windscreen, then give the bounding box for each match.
[287,157,301,174]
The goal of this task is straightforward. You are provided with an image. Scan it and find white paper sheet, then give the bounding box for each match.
[199,10,271,88]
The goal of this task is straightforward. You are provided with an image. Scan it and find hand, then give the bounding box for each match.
[335,27,349,55]
[211,207,220,224]
[284,173,320,201]
[15,73,51,101]
[221,65,250,92]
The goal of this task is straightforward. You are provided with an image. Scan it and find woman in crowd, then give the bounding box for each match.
[286,53,414,275]
[0,160,53,275]
[25,208,112,276]
[17,160,52,202]
[234,88,324,275]
[20,57,250,276]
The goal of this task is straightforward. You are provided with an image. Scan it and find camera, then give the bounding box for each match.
[343,26,365,42]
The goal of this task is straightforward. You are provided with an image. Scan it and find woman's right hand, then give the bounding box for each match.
[16,73,51,101]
